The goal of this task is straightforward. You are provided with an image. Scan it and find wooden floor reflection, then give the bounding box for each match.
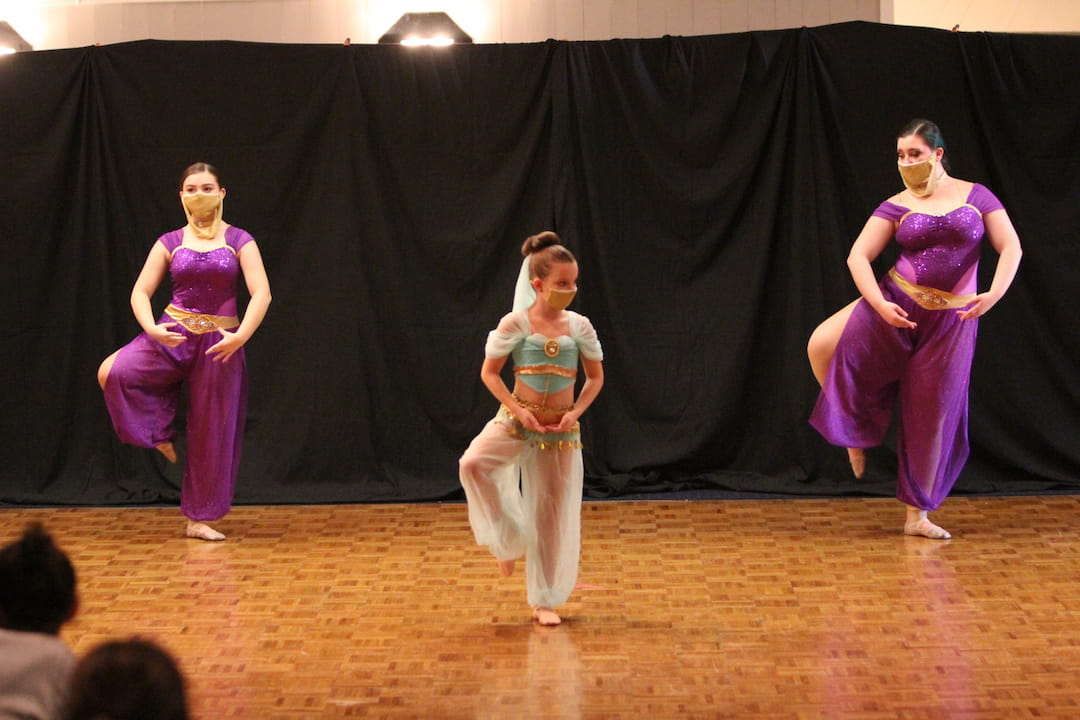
[4,495,1080,719]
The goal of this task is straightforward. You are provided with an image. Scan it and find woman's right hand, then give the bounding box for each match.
[873,301,917,329]
[148,321,187,347]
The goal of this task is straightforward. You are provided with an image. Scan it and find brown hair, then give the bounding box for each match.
[520,231,576,279]
[179,162,220,190]
[898,119,950,171]
[64,638,190,720]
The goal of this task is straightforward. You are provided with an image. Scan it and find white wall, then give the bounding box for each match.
[887,0,1080,33]
[2,0,1077,52]
[5,0,880,51]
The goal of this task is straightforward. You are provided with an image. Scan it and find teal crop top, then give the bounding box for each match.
[484,310,604,396]
[512,335,579,393]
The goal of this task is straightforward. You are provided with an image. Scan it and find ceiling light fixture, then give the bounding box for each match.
[0,20,32,54]
[378,12,472,46]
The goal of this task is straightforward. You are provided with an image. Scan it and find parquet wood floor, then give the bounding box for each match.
[3,496,1080,719]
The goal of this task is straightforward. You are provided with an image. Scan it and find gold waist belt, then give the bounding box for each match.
[510,392,574,418]
[509,393,574,426]
[498,403,582,451]
[165,304,239,334]
[888,268,977,311]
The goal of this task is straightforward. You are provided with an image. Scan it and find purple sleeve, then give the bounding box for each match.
[157,229,184,253]
[226,226,255,253]
[870,200,907,223]
[967,183,1005,215]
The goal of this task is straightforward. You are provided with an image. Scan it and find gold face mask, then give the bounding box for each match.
[898,156,939,197]
[546,288,577,310]
[181,192,224,239]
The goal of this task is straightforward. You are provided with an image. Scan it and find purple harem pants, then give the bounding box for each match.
[103,316,247,521]
[810,278,978,511]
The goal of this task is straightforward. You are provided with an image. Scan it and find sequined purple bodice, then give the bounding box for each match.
[871,183,1004,294]
[158,226,254,316]
[894,207,984,291]
[170,246,242,315]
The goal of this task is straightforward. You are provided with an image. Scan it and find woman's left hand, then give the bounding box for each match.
[205,329,246,363]
[956,292,1000,321]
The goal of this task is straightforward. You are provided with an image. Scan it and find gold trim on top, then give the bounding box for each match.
[513,364,577,380]
[897,202,981,226]
[168,241,237,261]
[888,269,977,311]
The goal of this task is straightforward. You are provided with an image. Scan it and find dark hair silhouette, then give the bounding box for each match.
[0,523,77,634]
[64,638,190,720]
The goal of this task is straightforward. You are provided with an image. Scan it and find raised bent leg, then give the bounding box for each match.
[101,347,178,462]
[807,299,860,384]
[97,350,121,390]
[808,299,866,476]
[102,336,184,449]
[459,420,530,564]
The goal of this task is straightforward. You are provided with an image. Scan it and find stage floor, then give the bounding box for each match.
[4,495,1079,719]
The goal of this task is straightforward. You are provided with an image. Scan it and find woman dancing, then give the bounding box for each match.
[808,119,1021,539]
[98,163,271,541]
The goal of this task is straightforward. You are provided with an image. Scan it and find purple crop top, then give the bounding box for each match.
[158,226,254,316]
[871,183,1004,294]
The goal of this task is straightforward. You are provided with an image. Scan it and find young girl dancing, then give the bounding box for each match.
[459,231,604,626]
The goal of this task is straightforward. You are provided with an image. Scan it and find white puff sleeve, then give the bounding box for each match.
[568,312,603,361]
[484,311,529,358]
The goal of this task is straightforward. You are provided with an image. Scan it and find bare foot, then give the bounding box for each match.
[498,559,515,577]
[904,518,951,540]
[532,607,561,626]
[847,448,865,478]
[156,442,177,463]
[186,521,225,541]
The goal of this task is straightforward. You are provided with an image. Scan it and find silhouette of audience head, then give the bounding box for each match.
[64,638,190,720]
[0,523,78,634]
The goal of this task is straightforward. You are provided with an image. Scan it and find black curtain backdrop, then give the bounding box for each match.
[1,22,1078,507]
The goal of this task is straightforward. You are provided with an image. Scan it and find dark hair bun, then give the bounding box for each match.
[521,231,562,257]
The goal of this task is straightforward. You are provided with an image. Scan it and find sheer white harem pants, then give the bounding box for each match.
[459,417,583,609]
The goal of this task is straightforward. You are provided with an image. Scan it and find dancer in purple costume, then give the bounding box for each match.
[807,119,1022,539]
[98,163,271,541]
